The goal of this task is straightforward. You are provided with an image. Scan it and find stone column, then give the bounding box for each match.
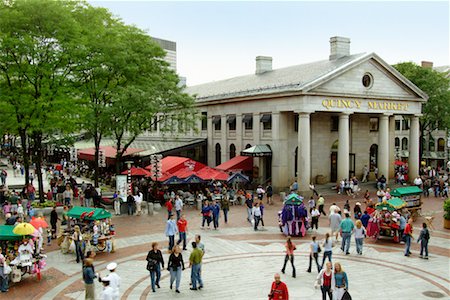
[378,114,390,179]
[236,114,243,154]
[337,113,350,181]
[297,112,311,192]
[388,115,396,178]
[207,116,214,166]
[253,113,261,182]
[409,115,420,180]
[271,112,289,191]
[221,115,227,163]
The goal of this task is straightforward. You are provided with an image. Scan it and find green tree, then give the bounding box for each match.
[0,0,84,200]
[393,62,450,158]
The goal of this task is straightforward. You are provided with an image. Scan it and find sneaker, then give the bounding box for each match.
[170,284,173,290]
[190,288,198,291]
[156,284,160,289]
[176,289,180,293]
[424,256,429,259]
[199,285,203,290]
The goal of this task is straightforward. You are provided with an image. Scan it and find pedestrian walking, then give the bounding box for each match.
[189,242,203,291]
[309,183,319,197]
[177,214,188,250]
[339,213,354,255]
[281,236,296,278]
[201,200,212,229]
[311,206,320,230]
[321,233,333,268]
[168,245,185,293]
[329,211,342,242]
[245,194,253,222]
[220,196,230,223]
[126,192,135,216]
[83,258,97,300]
[252,201,262,231]
[333,262,349,300]
[307,236,321,273]
[354,220,366,255]
[73,225,84,263]
[308,196,315,214]
[404,218,413,256]
[50,206,59,239]
[315,261,334,300]
[259,199,265,227]
[165,198,173,219]
[63,184,73,207]
[417,222,430,259]
[165,215,178,251]
[211,200,220,229]
[256,185,265,200]
[268,273,289,300]
[266,182,273,205]
[317,195,326,216]
[361,165,369,182]
[175,195,183,220]
[146,242,164,293]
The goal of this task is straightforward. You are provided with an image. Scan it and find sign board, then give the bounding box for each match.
[116,175,128,202]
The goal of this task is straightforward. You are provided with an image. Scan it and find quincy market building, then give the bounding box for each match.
[185,37,428,192]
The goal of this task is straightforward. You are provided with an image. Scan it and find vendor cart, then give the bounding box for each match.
[390,186,423,221]
[60,206,115,254]
[372,198,407,243]
[279,193,308,237]
[0,225,47,283]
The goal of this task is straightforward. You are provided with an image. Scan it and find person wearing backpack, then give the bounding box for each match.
[417,223,430,259]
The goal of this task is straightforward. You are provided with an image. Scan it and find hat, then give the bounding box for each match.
[392,218,397,222]
[355,202,361,206]
[392,211,400,218]
[106,262,117,271]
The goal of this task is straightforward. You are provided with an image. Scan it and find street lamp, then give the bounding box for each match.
[125,160,133,195]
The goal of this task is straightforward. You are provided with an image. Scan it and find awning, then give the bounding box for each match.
[197,167,229,181]
[216,155,253,172]
[145,156,207,173]
[78,146,144,162]
[227,115,236,123]
[212,116,221,124]
[227,172,250,184]
[242,114,253,123]
[260,114,271,123]
[241,144,272,157]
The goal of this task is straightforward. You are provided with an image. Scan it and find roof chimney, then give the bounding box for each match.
[255,56,272,74]
[421,61,433,69]
[329,36,351,60]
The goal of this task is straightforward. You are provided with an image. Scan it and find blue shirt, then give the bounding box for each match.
[360,214,370,228]
[339,218,354,233]
[165,219,178,236]
[212,204,220,216]
[399,216,406,230]
[335,272,348,288]
[83,266,96,284]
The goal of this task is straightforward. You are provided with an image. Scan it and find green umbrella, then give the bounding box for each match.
[284,193,303,205]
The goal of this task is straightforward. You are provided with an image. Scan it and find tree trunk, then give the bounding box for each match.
[32,133,45,203]
[94,136,100,188]
[19,128,30,185]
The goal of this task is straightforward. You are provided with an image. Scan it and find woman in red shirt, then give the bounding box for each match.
[281,236,296,278]
[404,218,413,256]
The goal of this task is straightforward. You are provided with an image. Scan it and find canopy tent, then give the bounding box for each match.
[0,225,22,241]
[67,206,112,220]
[163,176,185,185]
[241,145,272,157]
[227,172,250,184]
[121,167,152,177]
[391,186,423,197]
[145,156,207,174]
[78,146,144,165]
[197,167,229,181]
[284,193,303,205]
[216,155,253,172]
[183,174,205,184]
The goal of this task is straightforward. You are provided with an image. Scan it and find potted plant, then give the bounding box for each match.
[444,199,450,229]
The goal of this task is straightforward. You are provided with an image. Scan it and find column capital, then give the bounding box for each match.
[294,109,314,115]
[379,114,390,119]
[381,113,393,117]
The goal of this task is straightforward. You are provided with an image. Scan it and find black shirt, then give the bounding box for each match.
[168,253,184,270]
[146,249,164,268]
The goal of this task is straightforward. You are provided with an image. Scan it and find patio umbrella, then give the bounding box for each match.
[13,222,36,235]
[30,217,49,229]
[121,167,151,177]
[394,160,406,166]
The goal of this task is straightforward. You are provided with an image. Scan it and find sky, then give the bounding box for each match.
[90,1,450,86]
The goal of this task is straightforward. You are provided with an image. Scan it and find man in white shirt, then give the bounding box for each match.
[100,279,115,300]
[175,195,184,220]
[134,192,143,216]
[101,262,121,300]
[414,176,423,188]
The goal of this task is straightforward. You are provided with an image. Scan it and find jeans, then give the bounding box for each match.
[84,198,92,207]
[202,216,211,227]
[281,254,296,277]
[213,214,219,229]
[191,263,203,289]
[0,271,8,292]
[321,250,332,268]
[308,253,320,273]
[170,266,182,290]
[247,208,252,221]
[176,210,181,221]
[149,264,161,291]
[341,232,351,253]
[128,203,134,215]
[420,239,428,257]
[74,241,84,263]
[177,232,187,249]
[321,285,332,300]
[355,237,364,254]
[223,209,229,223]
[168,235,175,251]
[404,235,412,255]
[254,215,261,230]
[64,197,71,206]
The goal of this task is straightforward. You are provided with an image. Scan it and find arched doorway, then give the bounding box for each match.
[229,144,236,159]
[215,143,221,166]
[370,144,378,171]
[330,140,338,182]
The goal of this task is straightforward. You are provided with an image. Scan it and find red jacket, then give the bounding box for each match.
[177,219,187,233]
[269,281,289,300]
[166,201,173,212]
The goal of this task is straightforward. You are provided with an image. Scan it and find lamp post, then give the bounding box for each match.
[125,160,133,195]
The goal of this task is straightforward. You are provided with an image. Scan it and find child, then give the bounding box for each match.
[17,203,24,220]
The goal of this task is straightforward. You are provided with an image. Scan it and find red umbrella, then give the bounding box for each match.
[394,160,406,166]
[30,217,48,229]
[121,167,151,177]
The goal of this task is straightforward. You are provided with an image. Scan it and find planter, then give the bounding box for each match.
[444,219,450,230]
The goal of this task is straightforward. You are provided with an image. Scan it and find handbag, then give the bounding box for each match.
[342,290,352,300]
[146,259,157,271]
[317,244,322,253]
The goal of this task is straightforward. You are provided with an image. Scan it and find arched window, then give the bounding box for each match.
[229,144,236,159]
[215,143,221,166]
[402,138,408,150]
[437,138,445,152]
[395,137,400,148]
